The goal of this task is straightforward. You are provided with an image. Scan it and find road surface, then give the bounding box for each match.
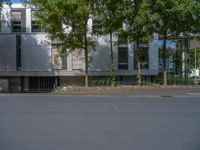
[0,94,200,150]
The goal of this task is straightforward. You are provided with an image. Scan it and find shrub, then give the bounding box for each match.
[168,76,195,85]
[90,78,112,86]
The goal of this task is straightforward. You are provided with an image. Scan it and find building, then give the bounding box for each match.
[0,3,160,92]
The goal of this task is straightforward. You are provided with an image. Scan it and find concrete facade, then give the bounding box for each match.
[0,4,159,91]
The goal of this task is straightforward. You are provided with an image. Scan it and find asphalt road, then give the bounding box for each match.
[0,95,200,150]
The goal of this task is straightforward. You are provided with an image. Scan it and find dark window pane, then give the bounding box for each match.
[118,47,128,70]
[32,21,42,32]
[12,21,21,32]
[134,47,149,69]
[11,9,24,32]
[16,36,21,70]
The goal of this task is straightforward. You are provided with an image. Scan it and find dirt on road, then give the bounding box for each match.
[55,86,200,96]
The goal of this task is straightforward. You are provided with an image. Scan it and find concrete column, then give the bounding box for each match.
[67,53,72,71]
[113,36,118,71]
[22,77,29,92]
[149,40,159,73]
[26,7,32,33]
[128,42,134,71]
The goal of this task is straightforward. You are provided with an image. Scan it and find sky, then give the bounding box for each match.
[11,0,22,3]
[158,40,177,49]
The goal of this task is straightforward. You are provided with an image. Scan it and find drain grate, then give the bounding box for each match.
[160,95,173,98]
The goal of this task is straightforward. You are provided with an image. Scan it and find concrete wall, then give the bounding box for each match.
[1,5,52,71]
[89,36,112,71]
[149,39,159,72]
[0,79,9,92]
[8,77,21,92]
[0,34,16,71]
[21,34,52,71]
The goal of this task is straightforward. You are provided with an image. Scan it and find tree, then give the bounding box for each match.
[122,0,158,85]
[0,0,10,6]
[0,0,11,27]
[184,0,200,74]
[95,0,123,87]
[31,0,97,87]
[152,0,200,85]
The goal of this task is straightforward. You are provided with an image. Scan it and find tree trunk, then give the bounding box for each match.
[163,30,167,86]
[136,37,142,86]
[110,32,116,87]
[84,20,89,88]
[85,45,89,88]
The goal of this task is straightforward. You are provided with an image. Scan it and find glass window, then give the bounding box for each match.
[11,10,22,32]
[134,47,149,70]
[93,19,103,34]
[0,11,1,32]
[16,36,21,70]
[12,21,21,32]
[118,34,128,45]
[32,21,42,32]
[11,10,21,20]
[31,10,37,21]
[31,10,42,32]
[118,47,128,70]
[158,40,177,72]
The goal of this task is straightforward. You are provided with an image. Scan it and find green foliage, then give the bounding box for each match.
[90,78,111,86]
[96,0,123,35]
[122,0,158,43]
[152,0,200,37]
[168,76,195,85]
[0,0,11,6]
[31,0,96,53]
[121,0,158,85]
[151,0,200,85]
[95,0,123,86]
